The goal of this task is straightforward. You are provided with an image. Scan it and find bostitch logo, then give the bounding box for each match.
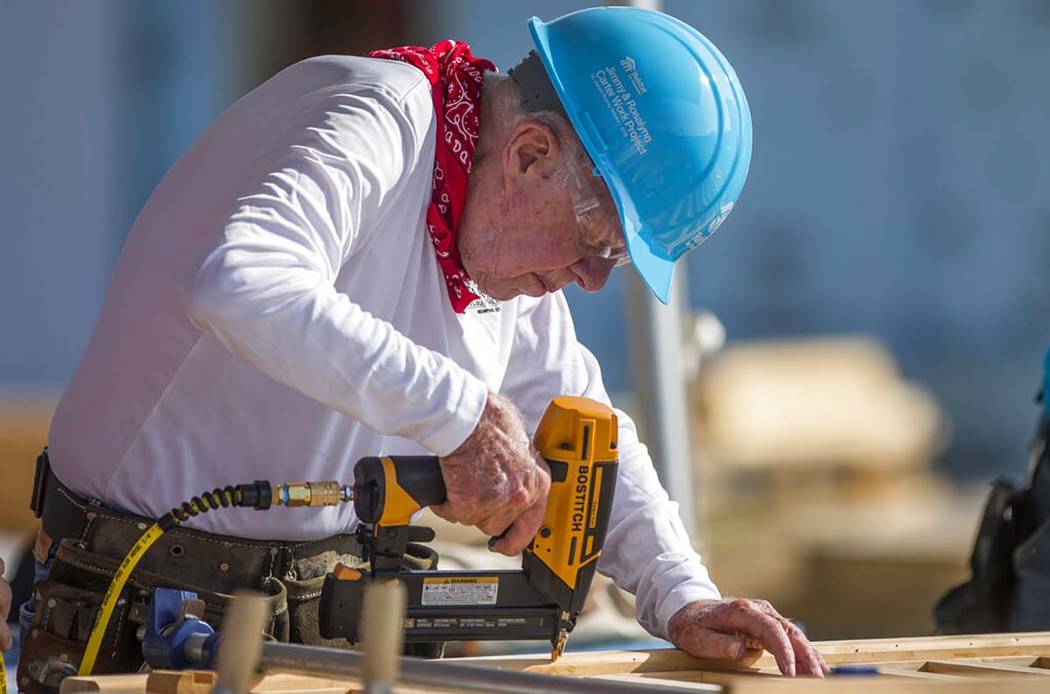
[570,464,589,533]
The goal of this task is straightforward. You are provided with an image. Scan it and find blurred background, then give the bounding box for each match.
[2,0,1049,666]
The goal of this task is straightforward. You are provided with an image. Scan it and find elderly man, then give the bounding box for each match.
[21,7,825,691]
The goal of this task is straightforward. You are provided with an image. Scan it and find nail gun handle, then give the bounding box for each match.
[353,456,446,526]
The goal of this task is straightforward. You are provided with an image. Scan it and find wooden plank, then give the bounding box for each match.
[64,671,426,694]
[875,668,967,681]
[922,659,1050,678]
[460,631,1050,676]
[958,656,1042,667]
[459,649,767,678]
[592,673,722,691]
[146,671,217,694]
[811,632,1050,665]
[55,635,1050,694]
[251,672,356,692]
[717,680,1050,694]
[59,674,149,693]
[640,669,783,687]
[857,658,1014,680]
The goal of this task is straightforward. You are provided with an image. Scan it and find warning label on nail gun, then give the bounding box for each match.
[421,576,499,606]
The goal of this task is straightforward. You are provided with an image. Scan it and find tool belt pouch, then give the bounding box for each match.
[18,539,290,693]
[18,575,106,693]
[280,541,442,656]
[282,570,365,648]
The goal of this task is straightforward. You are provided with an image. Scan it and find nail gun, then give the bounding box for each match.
[319,395,619,661]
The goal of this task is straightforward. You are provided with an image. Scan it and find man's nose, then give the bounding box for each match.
[571,258,614,292]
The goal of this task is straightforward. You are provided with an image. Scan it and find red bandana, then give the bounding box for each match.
[369,41,496,313]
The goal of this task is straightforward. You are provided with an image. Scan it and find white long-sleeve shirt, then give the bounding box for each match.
[49,55,719,637]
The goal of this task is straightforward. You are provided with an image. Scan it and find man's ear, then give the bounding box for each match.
[503,120,561,182]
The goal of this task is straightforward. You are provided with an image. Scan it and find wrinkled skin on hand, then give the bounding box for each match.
[668,598,829,678]
[432,392,551,555]
[0,557,12,651]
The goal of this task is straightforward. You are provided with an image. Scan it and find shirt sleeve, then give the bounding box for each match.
[500,292,721,639]
[185,84,487,456]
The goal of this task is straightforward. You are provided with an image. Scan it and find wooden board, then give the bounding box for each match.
[461,631,1050,691]
[58,632,1050,693]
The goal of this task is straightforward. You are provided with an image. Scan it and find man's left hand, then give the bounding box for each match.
[668,598,828,678]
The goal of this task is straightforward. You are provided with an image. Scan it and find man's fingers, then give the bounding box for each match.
[786,620,825,676]
[749,601,825,678]
[778,618,823,677]
[752,615,795,677]
[675,626,748,661]
[490,498,546,555]
[0,621,11,652]
[430,500,487,527]
[710,600,796,677]
[476,508,517,538]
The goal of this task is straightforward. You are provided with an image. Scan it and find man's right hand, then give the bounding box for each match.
[432,392,551,555]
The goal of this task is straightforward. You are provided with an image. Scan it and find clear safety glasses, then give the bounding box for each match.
[553,160,631,268]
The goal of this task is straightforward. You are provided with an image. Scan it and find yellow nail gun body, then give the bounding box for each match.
[319,396,618,660]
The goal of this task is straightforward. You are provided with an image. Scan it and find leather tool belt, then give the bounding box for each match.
[19,449,438,694]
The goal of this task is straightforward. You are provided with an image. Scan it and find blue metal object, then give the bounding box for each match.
[529,6,753,303]
[142,588,219,670]
[830,665,880,676]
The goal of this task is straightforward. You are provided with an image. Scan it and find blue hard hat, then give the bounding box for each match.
[528,7,753,303]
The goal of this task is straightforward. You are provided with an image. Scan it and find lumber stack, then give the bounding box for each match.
[688,337,978,639]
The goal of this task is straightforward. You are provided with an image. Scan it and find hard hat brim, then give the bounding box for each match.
[624,223,674,304]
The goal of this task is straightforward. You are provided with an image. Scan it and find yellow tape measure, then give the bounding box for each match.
[78,522,165,675]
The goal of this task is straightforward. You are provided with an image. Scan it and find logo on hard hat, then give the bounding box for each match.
[619,56,647,96]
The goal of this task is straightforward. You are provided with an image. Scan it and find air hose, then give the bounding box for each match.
[78,480,352,676]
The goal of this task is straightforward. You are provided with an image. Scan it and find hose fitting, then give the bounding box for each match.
[275,481,354,507]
